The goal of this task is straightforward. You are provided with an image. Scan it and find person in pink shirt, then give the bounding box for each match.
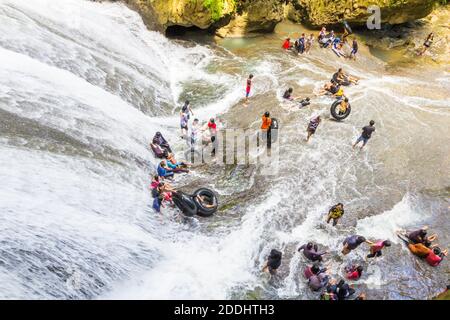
[366,239,391,258]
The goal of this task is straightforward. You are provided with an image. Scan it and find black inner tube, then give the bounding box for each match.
[330,100,351,121]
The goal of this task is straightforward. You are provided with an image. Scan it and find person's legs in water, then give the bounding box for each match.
[211,135,216,156]
[353,135,366,149]
[267,128,272,149]
[332,218,338,226]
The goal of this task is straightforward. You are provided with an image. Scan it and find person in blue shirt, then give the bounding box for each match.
[157,161,174,178]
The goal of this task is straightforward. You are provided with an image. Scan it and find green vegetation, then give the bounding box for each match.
[203,0,233,21]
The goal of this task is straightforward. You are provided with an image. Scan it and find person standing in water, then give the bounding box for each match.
[190,118,200,153]
[305,34,315,54]
[326,203,344,226]
[353,120,375,150]
[245,74,254,103]
[350,39,358,60]
[207,118,218,156]
[180,112,188,138]
[419,33,434,56]
[282,38,291,50]
[306,115,321,142]
[261,111,272,149]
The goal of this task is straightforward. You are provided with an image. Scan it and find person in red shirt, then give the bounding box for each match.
[245,74,254,103]
[426,247,448,267]
[366,239,391,258]
[345,265,363,280]
[206,118,218,156]
[282,38,291,50]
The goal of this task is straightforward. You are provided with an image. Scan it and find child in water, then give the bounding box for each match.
[245,74,254,103]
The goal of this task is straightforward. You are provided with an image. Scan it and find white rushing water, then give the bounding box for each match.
[1,0,449,300]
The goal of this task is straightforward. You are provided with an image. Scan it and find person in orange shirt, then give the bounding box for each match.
[261,111,272,149]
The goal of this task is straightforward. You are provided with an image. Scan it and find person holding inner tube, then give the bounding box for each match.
[261,112,272,149]
[338,97,350,115]
[326,203,344,226]
[353,120,375,150]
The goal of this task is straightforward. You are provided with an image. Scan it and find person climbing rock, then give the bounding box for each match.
[326,203,344,226]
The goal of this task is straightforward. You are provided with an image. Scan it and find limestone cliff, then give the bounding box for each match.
[119,0,442,36]
[122,0,236,31]
[288,0,439,27]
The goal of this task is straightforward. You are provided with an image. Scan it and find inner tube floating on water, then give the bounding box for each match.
[330,100,351,121]
[172,191,197,217]
[192,188,218,217]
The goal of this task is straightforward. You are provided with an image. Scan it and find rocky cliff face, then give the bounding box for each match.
[122,0,236,31]
[288,0,438,27]
[216,0,285,37]
[121,0,441,36]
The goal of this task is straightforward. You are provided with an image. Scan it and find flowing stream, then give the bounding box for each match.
[0,0,449,300]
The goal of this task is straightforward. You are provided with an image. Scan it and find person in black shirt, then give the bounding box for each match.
[353,120,375,150]
[262,249,282,275]
[350,39,358,60]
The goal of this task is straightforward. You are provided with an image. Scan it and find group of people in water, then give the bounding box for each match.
[263,205,447,300]
[257,26,447,300]
[146,21,446,298]
[282,22,359,60]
